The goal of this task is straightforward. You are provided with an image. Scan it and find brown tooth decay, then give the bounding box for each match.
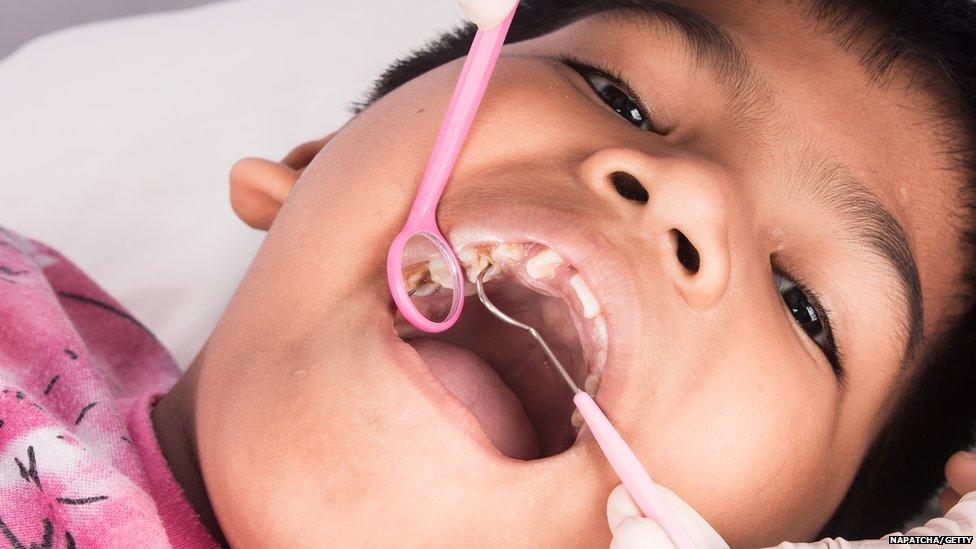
[401,263,431,292]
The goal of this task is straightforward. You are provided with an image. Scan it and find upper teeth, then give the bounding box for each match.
[457,245,503,284]
[569,274,600,318]
[525,248,564,279]
[592,316,608,348]
[400,241,611,404]
[491,243,525,263]
[402,263,429,289]
[427,257,452,288]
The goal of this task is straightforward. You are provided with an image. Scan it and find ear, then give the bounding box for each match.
[229,134,335,230]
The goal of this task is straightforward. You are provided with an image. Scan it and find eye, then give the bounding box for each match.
[774,270,844,379]
[559,56,657,132]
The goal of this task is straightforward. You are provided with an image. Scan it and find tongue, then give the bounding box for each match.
[409,339,539,460]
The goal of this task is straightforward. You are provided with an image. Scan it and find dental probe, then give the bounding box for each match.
[474,267,699,549]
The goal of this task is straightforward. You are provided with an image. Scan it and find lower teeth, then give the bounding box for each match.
[571,409,584,428]
[584,373,600,395]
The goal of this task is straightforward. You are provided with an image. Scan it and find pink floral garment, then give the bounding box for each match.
[0,227,218,549]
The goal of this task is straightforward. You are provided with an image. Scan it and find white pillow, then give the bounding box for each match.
[0,0,461,367]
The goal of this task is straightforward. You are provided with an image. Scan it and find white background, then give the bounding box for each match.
[0,0,458,366]
[0,0,221,59]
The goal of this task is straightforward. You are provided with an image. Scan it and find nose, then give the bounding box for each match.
[579,147,732,309]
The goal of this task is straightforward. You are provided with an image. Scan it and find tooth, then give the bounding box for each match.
[457,247,479,265]
[596,348,608,371]
[569,274,600,318]
[458,247,490,283]
[525,248,564,279]
[457,248,482,272]
[592,315,608,349]
[491,243,524,263]
[468,261,502,284]
[485,261,504,281]
[571,409,584,428]
[427,258,452,288]
[584,373,601,396]
[402,263,428,291]
[412,282,438,297]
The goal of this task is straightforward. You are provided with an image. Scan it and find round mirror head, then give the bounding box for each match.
[399,232,462,325]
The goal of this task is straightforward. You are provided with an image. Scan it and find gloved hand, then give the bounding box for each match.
[606,450,976,548]
[940,450,976,514]
[606,482,729,548]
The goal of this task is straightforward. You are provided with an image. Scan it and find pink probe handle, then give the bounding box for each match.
[573,392,699,549]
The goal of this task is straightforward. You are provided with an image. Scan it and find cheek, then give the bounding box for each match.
[622,316,844,544]
[688,368,835,542]
[447,56,655,183]
[247,69,460,318]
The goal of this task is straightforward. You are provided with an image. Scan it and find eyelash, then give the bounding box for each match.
[772,264,846,382]
[557,55,662,134]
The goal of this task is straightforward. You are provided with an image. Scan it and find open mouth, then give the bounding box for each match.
[394,242,608,460]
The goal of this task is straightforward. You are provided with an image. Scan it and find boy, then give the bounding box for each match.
[1,0,974,546]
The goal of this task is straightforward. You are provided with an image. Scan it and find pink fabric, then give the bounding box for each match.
[0,227,218,548]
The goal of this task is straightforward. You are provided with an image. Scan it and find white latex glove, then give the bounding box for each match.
[606,483,729,549]
[457,0,519,29]
[607,451,976,548]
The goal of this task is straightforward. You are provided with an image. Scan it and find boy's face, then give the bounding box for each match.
[195,2,965,546]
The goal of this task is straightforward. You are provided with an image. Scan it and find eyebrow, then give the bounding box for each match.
[597,1,773,122]
[795,149,924,371]
[600,2,924,369]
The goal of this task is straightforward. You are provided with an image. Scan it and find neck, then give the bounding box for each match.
[152,359,227,546]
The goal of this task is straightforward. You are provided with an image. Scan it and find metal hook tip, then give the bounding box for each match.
[473,263,581,394]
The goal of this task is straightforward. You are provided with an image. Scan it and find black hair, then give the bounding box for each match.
[355,0,976,540]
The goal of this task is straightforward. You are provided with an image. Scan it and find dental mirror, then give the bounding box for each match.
[385,1,517,333]
[391,231,463,329]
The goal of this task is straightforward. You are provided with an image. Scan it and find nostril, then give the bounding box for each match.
[609,172,649,204]
[671,230,700,274]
